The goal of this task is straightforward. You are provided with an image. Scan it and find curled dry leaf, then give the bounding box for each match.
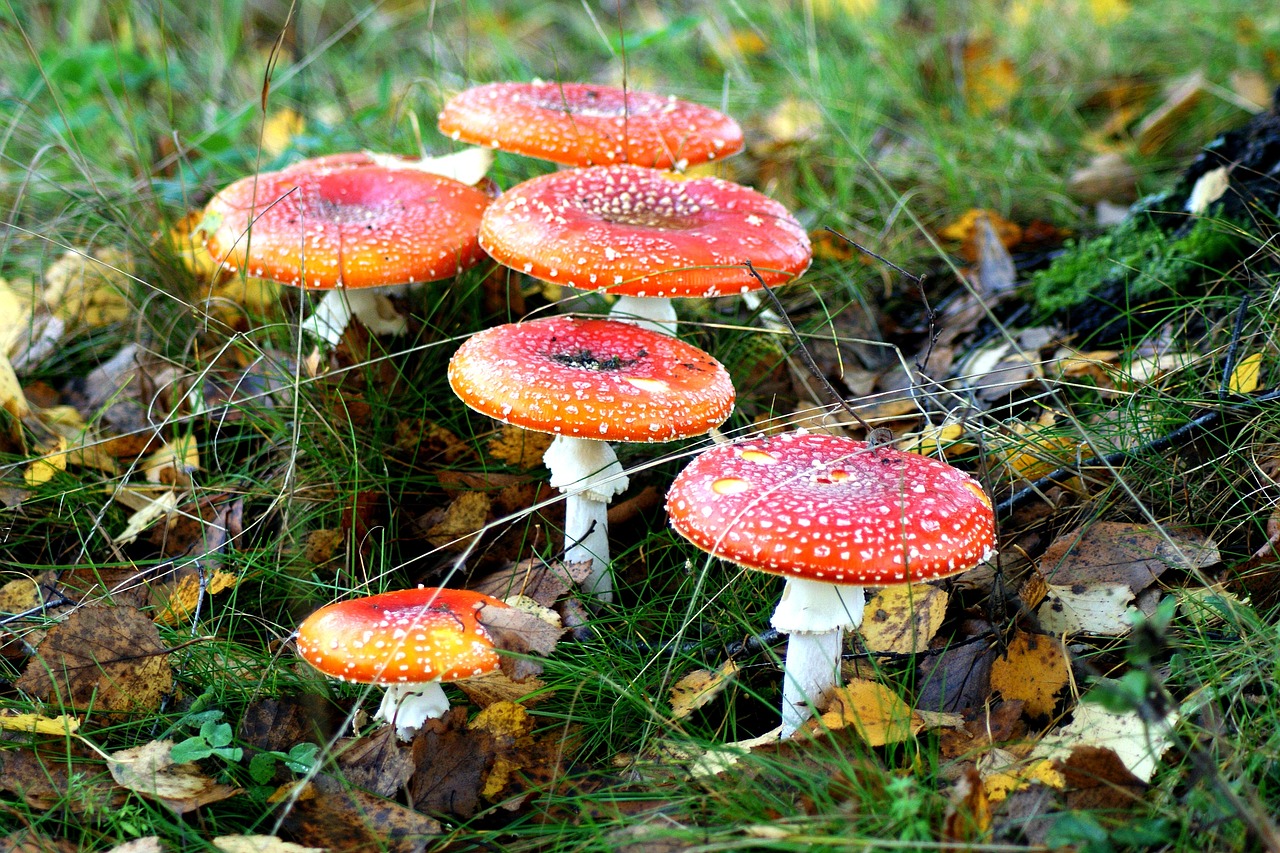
[108,739,239,814]
[470,557,594,606]
[477,598,565,681]
[989,630,1071,717]
[859,583,948,654]
[16,605,172,714]
[670,659,740,720]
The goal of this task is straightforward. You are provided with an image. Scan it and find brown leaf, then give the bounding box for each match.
[915,636,997,714]
[3,829,80,853]
[470,557,592,606]
[0,747,125,813]
[16,605,172,714]
[1054,745,1147,811]
[942,766,992,845]
[1038,521,1219,592]
[486,424,552,469]
[335,725,415,798]
[274,773,442,852]
[989,631,1071,717]
[455,669,547,709]
[859,583,948,654]
[109,740,239,814]
[477,600,565,680]
[468,701,539,802]
[409,707,493,817]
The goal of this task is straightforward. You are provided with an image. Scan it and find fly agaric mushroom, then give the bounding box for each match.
[449,315,734,602]
[478,164,811,335]
[201,152,491,344]
[665,430,996,737]
[437,81,743,170]
[296,587,507,740]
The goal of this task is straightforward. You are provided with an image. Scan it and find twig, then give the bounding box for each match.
[1219,293,1253,399]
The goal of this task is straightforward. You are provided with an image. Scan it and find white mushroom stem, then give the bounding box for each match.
[769,577,866,738]
[374,680,452,741]
[543,434,630,603]
[608,295,678,337]
[301,287,410,344]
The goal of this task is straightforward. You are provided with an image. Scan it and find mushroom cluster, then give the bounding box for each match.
[666,430,997,736]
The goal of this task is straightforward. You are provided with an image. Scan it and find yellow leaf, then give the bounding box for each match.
[114,489,180,545]
[670,659,740,720]
[814,679,918,746]
[980,752,1065,803]
[155,571,241,625]
[962,40,1020,115]
[1229,352,1263,395]
[895,421,971,458]
[0,278,33,354]
[261,108,306,158]
[989,630,1070,717]
[24,435,68,486]
[143,434,200,485]
[809,0,877,20]
[426,491,491,550]
[859,583,948,654]
[0,711,80,735]
[44,248,134,328]
[0,352,30,423]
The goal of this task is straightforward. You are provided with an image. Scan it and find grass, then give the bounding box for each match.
[4,0,1280,849]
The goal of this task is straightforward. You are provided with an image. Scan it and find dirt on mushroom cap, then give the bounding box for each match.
[296,588,506,684]
[448,315,735,442]
[666,430,997,585]
[202,153,491,290]
[437,81,744,169]
[478,165,811,298]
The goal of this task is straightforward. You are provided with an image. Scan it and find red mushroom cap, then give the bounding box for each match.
[448,315,735,442]
[665,431,996,585]
[437,81,743,169]
[296,587,506,685]
[479,165,811,299]
[202,153,491,290]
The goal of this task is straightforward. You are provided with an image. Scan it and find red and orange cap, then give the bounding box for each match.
[296,587,506,685]
[479,165,811,299]
[202,153,491,290]
[666,431,996,586]
[437,81,742,169]
[448,315,734,442]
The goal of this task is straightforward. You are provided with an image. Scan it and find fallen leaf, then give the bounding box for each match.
[335,725,415,798]
[1029,697,1175,783]
[962,38,1020,115]
[468,700,538,801]
[1185,165,1231,215]
[1036,582,1135,636]
[979,748,1065,803]
[938,209,1022,263]
[0,747,126,813]
[154,570,240,626]
[470,557,593,606]
[670,660,740,720]
[141,434,200,486]
[1228,352,1263,394]
[942,767,992,844]
[989,631,1071,717]
[408,707,492,817]
[213,836,326,853]
[487,424,552,469]
[43,248,134,327]
[109,739,239,813]
[859,583,948,654]
[810,679,961,746]
[1135,71,1206,155]
[274,774,441,851]
[113,489,180,545]
[425,491,490,550]
[23,435,68,486]
[16,605,173,714]
[0,711,80,735]
[105,837,164,853]
[477,599,564,681]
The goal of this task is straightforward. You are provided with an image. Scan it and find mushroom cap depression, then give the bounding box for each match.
[666,431,996,585]
[479,165,811,299]
[202,153,491,290]
[448,315,735,442]
[437,81,743,169]
[296,587,506,685]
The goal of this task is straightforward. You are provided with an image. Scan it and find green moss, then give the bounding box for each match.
[1029,209,1244,313]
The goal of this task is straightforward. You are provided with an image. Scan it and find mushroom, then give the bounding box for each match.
[296,586,507,740]
[201,152,491,344]
[665,430,996,737]
[449,315,735,602]
[437,81,743,170]
[478,164,811,335]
